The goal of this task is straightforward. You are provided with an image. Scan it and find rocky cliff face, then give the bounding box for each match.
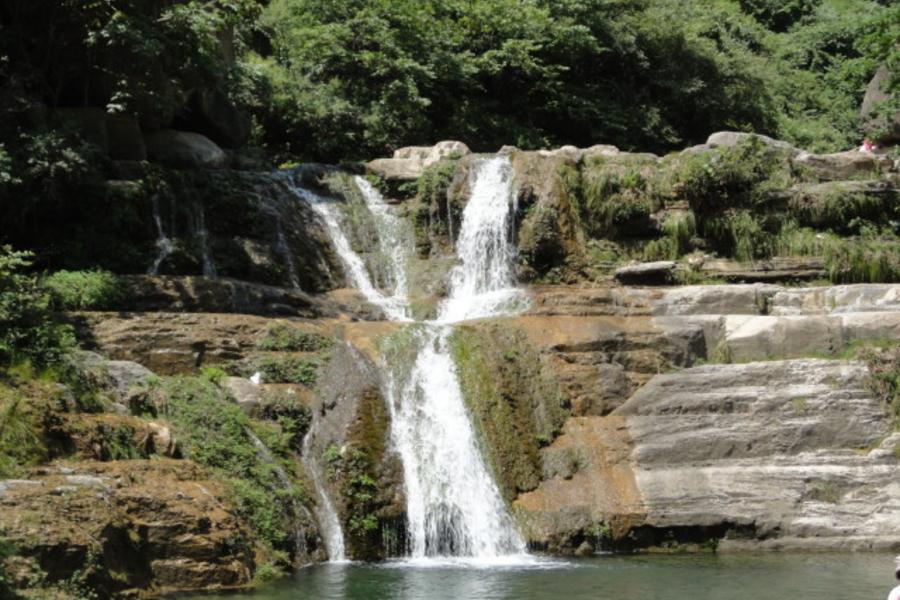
[3,136,899,598]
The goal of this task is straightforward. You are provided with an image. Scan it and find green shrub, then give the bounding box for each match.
[259,391,312,453]
[672,138,791,216]
[789,187,894,233]
[232,355,323,386]
[578,161,655,239]
[775,223,900,283]
[200,366,228,386]
[161,376,302,551]
[0,391,46,478]
[0,247,74,370]
[42,270,123,311]
[256,325,333,352]
[645,211,698,260]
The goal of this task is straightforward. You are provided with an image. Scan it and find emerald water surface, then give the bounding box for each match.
[193,554,897,600]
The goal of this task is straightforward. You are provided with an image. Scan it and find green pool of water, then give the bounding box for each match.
[191,553,898,600]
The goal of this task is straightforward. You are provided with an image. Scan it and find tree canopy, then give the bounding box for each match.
[0,0,897,162]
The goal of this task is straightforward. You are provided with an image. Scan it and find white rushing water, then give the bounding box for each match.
[148,194,174,275]
[302,427,347,562]
[196,206,217,277]
[354,176,411,310]
[438,155,526,323]
[288,177,411,321]
[386,156,528,560]
[285,156,527,562]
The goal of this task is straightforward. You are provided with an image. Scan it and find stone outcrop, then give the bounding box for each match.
[793,151,893,181]
[177,88,251,149]
[614,261,677,285]
[616,359,898,551]
[145,129,228,168]
[109,275,345,318]
[517,357,899,553]
[512,283,900,553]
[366,141,470,181]
[0,460,255,596]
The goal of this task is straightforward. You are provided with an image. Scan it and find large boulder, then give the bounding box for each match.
[144,129,227,168]
[861,66,900,146]
[366,140,470,181]
[793,151,893,181]
[704,131,801,156]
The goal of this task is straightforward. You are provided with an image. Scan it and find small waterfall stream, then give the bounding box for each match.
[284,156,527,563]
[246,429,312,561]
[301,428,347,562]
[286,175,411,321]
[196,206,217,277]
[148,194,174,275]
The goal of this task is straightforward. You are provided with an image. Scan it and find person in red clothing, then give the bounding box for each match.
[859,138,877,153]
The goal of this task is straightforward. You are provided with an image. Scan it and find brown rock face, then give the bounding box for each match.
[514,416,645,552]
[0,460,254,597]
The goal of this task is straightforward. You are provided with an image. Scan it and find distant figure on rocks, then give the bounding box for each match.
[859,138,877,153]
[888,556,900,600]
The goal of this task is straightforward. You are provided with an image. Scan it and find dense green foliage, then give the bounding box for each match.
[254,0,898,160]
[0,247,73,369]
[42,270,123,311]
[1,0,897,169]
[161,375,303,556]
[256,324,333,352]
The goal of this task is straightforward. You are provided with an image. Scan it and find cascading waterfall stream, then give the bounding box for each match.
[148,193,174,275]
[386,156,528,560]
[354,176,411,310]
[301,427,347,562]
[284,155,527,563]
[195,206,217,277]
[286,175,411,321]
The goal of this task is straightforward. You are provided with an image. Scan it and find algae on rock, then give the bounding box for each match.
[449,321,569,502]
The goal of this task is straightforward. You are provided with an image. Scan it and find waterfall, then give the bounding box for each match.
[260,181,302,289]
[286,176,411,321]
[354,176,411,308]
[196,206,217,277]
[438,156,525,323]
[284,156,527,562]
[385,326,526,559]
[301,428,347,562]
[148,194,174,275]
[385,156,527,560]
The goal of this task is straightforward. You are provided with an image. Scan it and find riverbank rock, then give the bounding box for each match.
[515,357,900,553]
[614,261,676,285]
[0,460,255,597]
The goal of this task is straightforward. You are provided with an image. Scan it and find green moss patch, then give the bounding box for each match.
[449,322,568,502]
